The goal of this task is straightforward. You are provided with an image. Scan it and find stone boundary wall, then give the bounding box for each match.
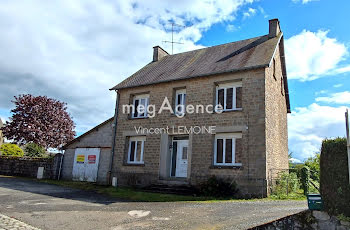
[0,154,63,179]
[249,210,350,230]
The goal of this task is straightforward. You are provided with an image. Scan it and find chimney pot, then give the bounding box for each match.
[153,46,169,62]
[269,19,281,38]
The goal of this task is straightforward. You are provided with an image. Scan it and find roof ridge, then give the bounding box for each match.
[164,34,268,58]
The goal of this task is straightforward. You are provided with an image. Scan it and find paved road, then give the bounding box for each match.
[0,176,307,230]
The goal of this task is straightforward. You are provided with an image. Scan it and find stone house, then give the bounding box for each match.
[108,19,291,196]
[60,19,290,196]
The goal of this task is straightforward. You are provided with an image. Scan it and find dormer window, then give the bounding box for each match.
[132,94,149,118]
[216,82,242,112]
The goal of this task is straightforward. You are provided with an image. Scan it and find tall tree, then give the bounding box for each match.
[1,94,75,149]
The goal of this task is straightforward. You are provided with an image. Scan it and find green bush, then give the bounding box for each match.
[320,137,350,217]
[199,176,238,197]
[272,172,301,199]
[24,142,46,157]
[0,143,24,157]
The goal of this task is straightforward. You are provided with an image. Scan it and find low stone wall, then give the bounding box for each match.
[0,154,63,179]
[250,210,350,230]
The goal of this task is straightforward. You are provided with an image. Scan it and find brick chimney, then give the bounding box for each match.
[153,46,169,62]
[268,18,281,38]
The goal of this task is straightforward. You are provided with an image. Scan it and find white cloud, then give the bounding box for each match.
[289,158,302,164]
[316,91,350,104]
[226,24,238,32]
[0,0,255,134]
[292,0,319,4]
[315,90,328,96]
[285,30,348,81]
[288,103,347,161]
[243,8,257,19]
[333,84,343,88]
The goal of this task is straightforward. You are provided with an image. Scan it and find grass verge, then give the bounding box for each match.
[13,176,306,202]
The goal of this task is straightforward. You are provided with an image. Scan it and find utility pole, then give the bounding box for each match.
[163,22,185,54]
[345,109,350,184]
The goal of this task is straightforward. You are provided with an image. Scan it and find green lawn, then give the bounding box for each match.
[34,178,305,202]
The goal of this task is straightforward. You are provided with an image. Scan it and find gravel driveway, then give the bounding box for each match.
[0,176,307,230]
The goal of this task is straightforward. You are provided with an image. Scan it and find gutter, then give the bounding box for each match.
[108,90,120,184]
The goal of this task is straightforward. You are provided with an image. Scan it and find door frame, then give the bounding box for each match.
[170,136,189,178]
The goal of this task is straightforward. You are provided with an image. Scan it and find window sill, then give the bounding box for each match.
[210,164,242,169]
[123,163,145,167]
[213,109,243,114]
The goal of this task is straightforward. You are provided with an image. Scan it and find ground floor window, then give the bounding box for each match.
[127,136,146,164]
[214,133,242,166]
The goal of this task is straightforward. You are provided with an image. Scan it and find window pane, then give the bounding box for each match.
[177,94,182,105]
[133,99,139,117]
[136,141,142,162]
[226,88,233,109]
[129,141,135,162]
[183,94,186,106]
[139,99,146,117]
[225,139,232,163]
[182,147,187,160]
[218,89,224,108]
[236,87,242,108]
[216,139,223,163]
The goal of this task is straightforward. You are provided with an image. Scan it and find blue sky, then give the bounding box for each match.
[0,0,349,162]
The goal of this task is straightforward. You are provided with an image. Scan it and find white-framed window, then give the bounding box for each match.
[127,136,146,164]
[132,94,149,118]
[214,133,242,166]
[215,82,242,112]
[175,89,186,116]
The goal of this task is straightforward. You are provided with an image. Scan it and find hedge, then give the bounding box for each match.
[320,137,350,217]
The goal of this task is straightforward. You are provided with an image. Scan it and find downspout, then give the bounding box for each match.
[57,149,64,180]
[108,90,120,184]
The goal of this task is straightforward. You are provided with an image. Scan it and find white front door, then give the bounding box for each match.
[72,148,100,182]
[174,140,188,178]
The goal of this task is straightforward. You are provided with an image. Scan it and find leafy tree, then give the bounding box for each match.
[1,94,75,149]
[304,153,320,181]
[24,142,46,157]
[0,143,24,157]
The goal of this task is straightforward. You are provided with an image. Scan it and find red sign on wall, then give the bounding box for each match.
[88,155,96,164]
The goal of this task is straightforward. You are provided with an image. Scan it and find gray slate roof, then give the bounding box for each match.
[110,34,281,90]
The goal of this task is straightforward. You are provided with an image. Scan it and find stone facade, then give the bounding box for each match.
[61,118,113,184]
[112,46,289,196]
[265,44,289,184]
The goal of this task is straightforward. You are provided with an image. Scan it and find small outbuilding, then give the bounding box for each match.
[61,117,114,184]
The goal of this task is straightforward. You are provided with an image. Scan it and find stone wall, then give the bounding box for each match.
[265,42,289,185]
[0,154,62,179]
[251,210,350,230]
[113,68,271,196]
